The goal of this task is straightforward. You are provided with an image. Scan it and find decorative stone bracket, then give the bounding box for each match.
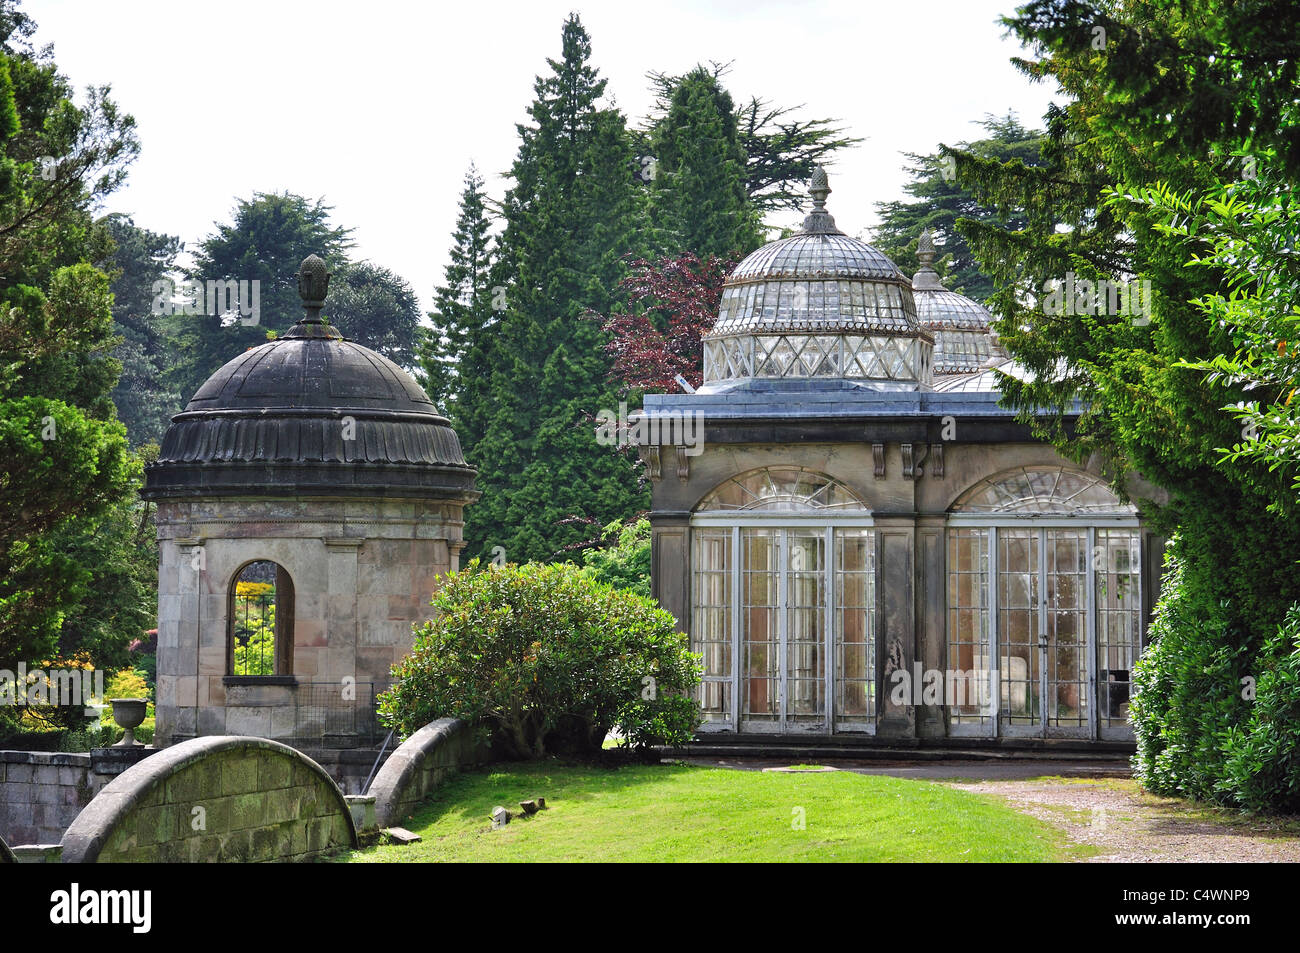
[639,446,692,482]
[874,443,946,480]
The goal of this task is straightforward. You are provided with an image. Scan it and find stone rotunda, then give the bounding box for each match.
[142,256,477,753]
[638,169,1167,749]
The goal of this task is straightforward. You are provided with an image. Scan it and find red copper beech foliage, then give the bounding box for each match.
[596,252,737,393]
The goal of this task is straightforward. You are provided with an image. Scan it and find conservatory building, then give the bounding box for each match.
[637,169,1165,748]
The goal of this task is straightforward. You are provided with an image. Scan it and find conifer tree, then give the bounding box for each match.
[465,14,647,563]
[648,67,762,258]
[417,164,495,428]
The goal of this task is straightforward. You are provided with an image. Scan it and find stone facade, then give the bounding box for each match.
[153,496,465,747]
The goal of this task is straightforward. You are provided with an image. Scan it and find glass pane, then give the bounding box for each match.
[1097,529,1142,727]
[742,530,778,721]
[947,529,991,723]
[835,529,875,724]
[999,530,1038,723]
[1047,530,1088,728]
[692,531,733,723]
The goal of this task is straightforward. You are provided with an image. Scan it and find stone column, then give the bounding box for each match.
[916,515,946,738]
[875,516,916,739]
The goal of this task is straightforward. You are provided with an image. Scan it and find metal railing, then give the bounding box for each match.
[291,681,386,747]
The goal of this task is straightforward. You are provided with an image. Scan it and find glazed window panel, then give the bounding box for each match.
[1096,529,1142,729]
[835,529,875,725]
[947,529,991,724]
[692,531,733,723]
[742,529,779,722]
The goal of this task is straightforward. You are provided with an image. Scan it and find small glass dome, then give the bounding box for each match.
[911,230,995,375]
[702,168,933,391]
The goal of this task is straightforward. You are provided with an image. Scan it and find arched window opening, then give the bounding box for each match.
[950,466,1135,516]
[228,561,294,677]
[696,467,868,512]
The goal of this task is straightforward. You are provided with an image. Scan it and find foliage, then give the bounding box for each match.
[98,214,182,445]
[324,259,421,369]
[599,251,734,393]
[871,113,1047,301]
[646,67,762,258]
[952,0,1300,809]
[1115,162,1300,496]
[644,63,863,215]
[579,517,651,598]
[164,191,353,400]
[0,10,143,671]
[417,163,496,427]
[464,14,648,564]
[1219,605,1300,813]
[232,599,276,677]
[378,560,701,760]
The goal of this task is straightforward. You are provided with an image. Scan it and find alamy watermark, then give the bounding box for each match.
[152,278,261,326]
[1041,272,1152,324]
[0,663,105,714]
[595,401,704,456]
[888,664,1000,715]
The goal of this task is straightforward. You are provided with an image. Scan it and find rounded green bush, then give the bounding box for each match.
[378,560,701,759]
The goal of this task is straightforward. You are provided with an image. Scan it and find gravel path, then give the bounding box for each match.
[944,777,1300,862]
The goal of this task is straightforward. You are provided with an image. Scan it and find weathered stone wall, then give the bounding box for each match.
[153,496,466,746]
[60,736,356,863]
[0,752,109,846]
[369,718,480,828]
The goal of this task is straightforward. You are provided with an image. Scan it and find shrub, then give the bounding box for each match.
[1221,605,1300,812]
[580,517,651,598]
[1131,547,1250,803]
[378,560,701,759]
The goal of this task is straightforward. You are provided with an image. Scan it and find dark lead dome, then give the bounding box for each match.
[142,255,478,501]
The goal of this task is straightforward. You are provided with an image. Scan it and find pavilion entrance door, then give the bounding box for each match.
[740,528,828,732]
[997,528,1091,738]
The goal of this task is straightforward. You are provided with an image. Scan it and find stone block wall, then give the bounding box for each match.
[153,496,466,746]
[0,752,109,845]
[369,718,481,828]
[60,736,356,863]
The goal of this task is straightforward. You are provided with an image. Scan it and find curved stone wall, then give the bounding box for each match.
[369,718,480,828]
[61,736,356,863]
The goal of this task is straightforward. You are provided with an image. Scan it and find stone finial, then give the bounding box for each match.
[911,228,945,292]
[297,254,331,318]
[917,229,936,267]
[809,166,830,208]
[801,166,840,235]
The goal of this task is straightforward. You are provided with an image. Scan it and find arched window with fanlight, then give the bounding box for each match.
[228,560,295,679]
[691,467,875,735]
[946,466,1142,740]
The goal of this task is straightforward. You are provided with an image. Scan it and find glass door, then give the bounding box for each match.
[997,528,1090,738]
[739,528,829,731]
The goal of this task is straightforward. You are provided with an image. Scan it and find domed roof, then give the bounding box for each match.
[911,230,994,375]
[702,168,932,391]
[142,256,478,501]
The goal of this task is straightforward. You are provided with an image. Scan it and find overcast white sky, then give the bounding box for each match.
[29,0,1062,312]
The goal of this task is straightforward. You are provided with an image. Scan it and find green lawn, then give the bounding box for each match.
[342,761,1091,862]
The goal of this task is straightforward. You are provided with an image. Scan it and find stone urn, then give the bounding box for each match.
[109,698,148,748]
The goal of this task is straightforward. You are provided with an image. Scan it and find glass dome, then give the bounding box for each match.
[701,168,933,391]
[911,230,995,375]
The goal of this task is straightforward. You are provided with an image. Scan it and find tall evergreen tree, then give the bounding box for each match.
[99,214,182,445]
[466,14,646,563]
[417,163,496,431]
[871,114,1046,302]
[647,67,762,258]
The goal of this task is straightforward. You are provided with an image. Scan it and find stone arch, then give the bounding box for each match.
[945,464,1135,516]
[694,466,870,513]
[227,558,296,676]
[60,736,356,863]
